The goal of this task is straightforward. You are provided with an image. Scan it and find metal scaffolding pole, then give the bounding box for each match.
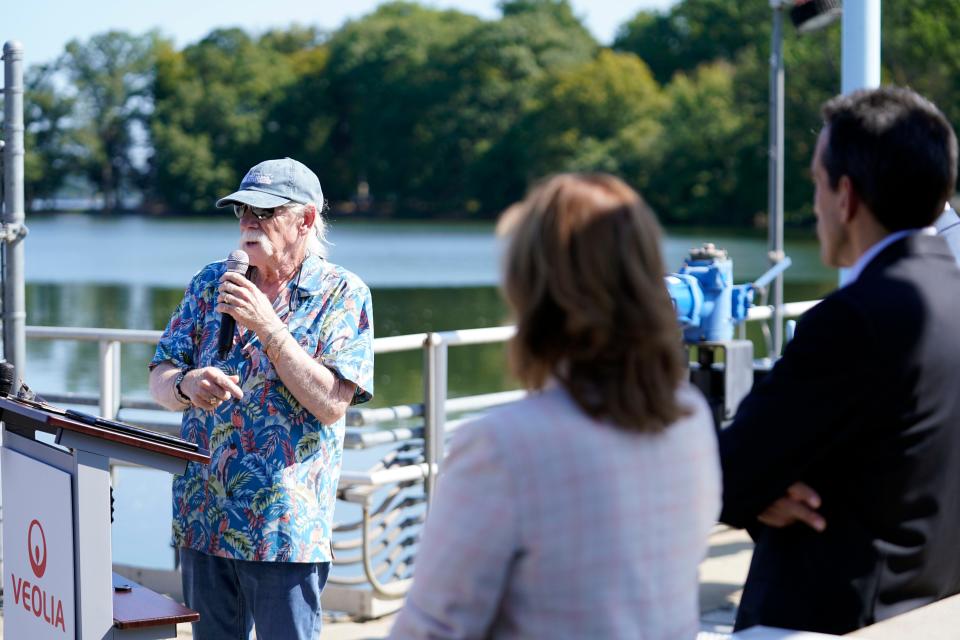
[3,41,26,380]
[842,0,881,94]
[768,4,786,357]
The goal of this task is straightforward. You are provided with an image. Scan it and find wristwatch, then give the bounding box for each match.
[173,368,192,405]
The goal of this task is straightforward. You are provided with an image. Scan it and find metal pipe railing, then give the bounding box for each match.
[20,305,823,615]
[768,4,786,357]
[26,326,162,343]
[24,302,820,435]
[747,300,820,322]
[99,340,121,418]
[422,332,446,505]
[24,307,824,476]
[346,390,526,436]
[3,41,27,380]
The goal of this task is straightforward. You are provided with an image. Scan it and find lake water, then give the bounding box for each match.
[16,214,838,569]
[22,214,837,402]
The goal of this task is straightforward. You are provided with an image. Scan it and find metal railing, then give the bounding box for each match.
[3,41,27,383]
[26,303,816,425]
[24,302,817,617]
[25,323,526,616]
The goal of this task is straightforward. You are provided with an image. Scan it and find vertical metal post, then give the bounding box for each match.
[842,0,882,95]
[99,340,121,419]
[838,0,881,285]
[422,333,447,506]
[72,449,114,639]
[768,5,786,357]
[2,42,26,379]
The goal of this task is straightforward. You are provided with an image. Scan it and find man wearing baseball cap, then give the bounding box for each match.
[149,158,374,639]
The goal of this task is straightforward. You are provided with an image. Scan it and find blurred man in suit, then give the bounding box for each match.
[720,86,960,634]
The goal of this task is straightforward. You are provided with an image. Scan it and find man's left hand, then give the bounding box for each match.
[758,481,826,532]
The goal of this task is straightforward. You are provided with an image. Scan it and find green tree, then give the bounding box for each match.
[257,25,326,55]
[425,0,597,213]
[613,0,841,228]
[257,44,333,179]
[726,24,841,227]
[613,0,769,84]
[24,0,960,227]
[150,28,303,213]
[648,62,749,226]
[319,2,485,212]
[883,0,960,131]
[23,62,78,210]
[61,31,159,211]
[318,1,596,215]
[512,50,667,196]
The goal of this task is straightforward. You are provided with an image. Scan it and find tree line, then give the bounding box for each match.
[17,0,960,227]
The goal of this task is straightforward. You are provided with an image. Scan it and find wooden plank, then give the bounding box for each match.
[112,573,198,630]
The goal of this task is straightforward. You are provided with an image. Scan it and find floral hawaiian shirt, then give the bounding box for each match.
[150,253,373,562]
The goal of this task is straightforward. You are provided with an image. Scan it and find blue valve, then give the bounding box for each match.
[665,243,790,344]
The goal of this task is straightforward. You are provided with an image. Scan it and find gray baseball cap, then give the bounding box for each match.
[216,157,324,209]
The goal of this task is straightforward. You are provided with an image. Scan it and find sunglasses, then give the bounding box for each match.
[233,204,283,220]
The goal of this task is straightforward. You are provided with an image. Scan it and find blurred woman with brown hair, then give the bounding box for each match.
[389,174,720,640]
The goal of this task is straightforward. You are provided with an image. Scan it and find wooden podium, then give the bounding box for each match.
[0,395,209,639]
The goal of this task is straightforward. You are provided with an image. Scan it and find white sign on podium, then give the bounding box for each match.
[2,447,77,638]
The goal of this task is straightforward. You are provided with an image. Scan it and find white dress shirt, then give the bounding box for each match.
[842,204,960,287]
[839,228,922,287]
[934,204,960,265]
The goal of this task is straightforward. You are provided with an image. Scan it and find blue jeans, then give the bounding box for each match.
[180,547,330,640]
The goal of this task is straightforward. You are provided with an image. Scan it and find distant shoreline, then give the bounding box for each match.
[22,207,785,236]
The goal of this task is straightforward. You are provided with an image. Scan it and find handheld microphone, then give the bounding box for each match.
[0,360,50,407]
[0,361,16,397]
[0,361,37,402]
[217,249,250,359]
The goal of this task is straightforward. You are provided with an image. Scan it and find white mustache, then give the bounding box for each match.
[240,230,274,256]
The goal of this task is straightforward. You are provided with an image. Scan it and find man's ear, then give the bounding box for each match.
[838,175,860,224]
[301,204,317,235]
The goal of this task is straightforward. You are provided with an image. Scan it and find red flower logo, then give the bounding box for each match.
[28,519,47,579]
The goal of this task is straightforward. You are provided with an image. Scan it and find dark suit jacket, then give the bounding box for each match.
[720,233,960,634]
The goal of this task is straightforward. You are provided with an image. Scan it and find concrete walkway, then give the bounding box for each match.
[309,526,752,639]
[0,526,747,639]
[0,526,752,639]
[10,525,959,638]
